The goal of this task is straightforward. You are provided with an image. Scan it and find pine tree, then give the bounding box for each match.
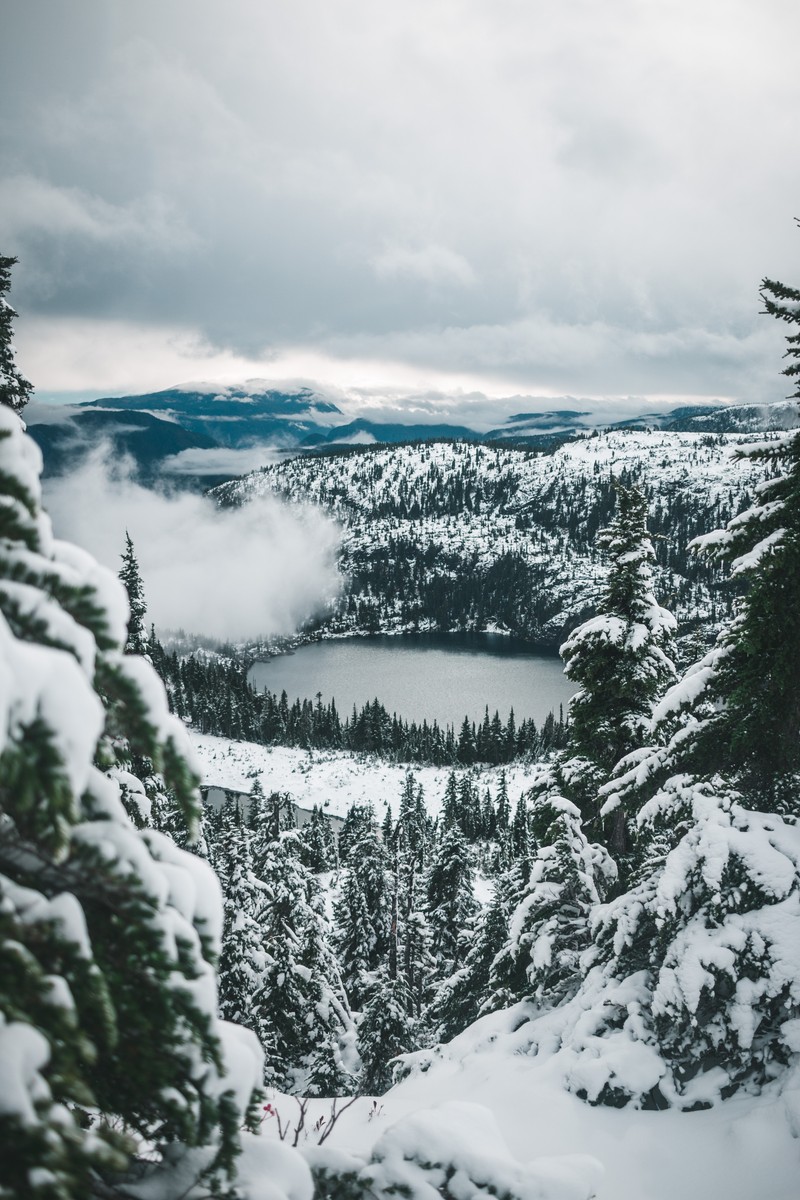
[217,822,265,1028]
[546,267,800,1108]
[299,803,337,873]
[356,971,416,1096]
[435,880,509,1040]
[686,275,800,790]
[119,531,149,657]
[487,792,616,1016]
[334,813,392,1010]
[253,834,352,1095]
[0,256,32,413]
[560,483,676,845]
[0,276,260,1198]
[427,824,479,980]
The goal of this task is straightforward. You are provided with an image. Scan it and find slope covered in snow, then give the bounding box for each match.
[280,1030,800,1200]
[213,431,775,649]
[189,731,538,819]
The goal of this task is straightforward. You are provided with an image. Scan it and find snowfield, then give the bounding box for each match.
[250,1035,800,1200]
[189,732,540,818]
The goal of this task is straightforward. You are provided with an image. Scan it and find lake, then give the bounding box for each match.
[248,633,574,729]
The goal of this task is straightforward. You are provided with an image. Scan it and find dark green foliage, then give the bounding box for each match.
[253,835,352,1095]
[119,531,149,656]
[356,972,416,1095]
[562,485,676,782]
[334,814,392,1009]
[693,431,800,789]
[0,269,251,1198]
[299,803,337,872]
[0,256,32,414]
[426,824,479,977]
[217,823,264,1027]
[434,882,509,1040]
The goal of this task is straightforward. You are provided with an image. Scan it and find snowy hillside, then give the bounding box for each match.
[281,1037,800,1200]
[212,431,775,649]
[190,731,540,819]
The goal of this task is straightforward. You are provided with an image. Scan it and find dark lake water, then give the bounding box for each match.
[248,633,574,729]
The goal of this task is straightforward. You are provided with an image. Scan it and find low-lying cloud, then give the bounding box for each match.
[160,443,283,476]
[44,447,341,643]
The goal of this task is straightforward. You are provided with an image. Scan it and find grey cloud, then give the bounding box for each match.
[2,0,799,403]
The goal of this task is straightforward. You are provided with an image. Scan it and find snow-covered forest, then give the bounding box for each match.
[3,242,800,1200]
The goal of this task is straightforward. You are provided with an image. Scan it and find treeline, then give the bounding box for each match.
[150,638,568,765]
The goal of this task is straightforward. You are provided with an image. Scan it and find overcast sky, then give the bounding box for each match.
[3,0,800,419]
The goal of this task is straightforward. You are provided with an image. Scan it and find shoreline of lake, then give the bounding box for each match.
[248,631,574,730]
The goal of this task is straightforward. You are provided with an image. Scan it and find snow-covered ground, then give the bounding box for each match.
[189,732,538,819]
[253,1032,800,1200]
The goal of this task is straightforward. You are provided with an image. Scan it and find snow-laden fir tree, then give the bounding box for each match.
[0,256,32,414]
[389,774,434,1020]
[118,531,149,657]
[434,875,510,1040]
[334,808,392,1010]
[217,820,266,1029]
[471,488,671,1024]
[537,270,800,1109]
[357,970,416,1096]
[253,833,353,1095]
[426,823,479,1035]
[485,789,616,1018]
[0,277,262,1198]
[560,483,676,849]
[298,802,337,873]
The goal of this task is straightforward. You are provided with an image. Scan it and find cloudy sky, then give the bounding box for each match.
[3,0,800,419]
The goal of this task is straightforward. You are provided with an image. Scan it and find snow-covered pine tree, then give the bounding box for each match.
[298,803,336,873]
[548,270,800,1109]
[356,970,416,1096]
[683,277,800,792]
[487,791,616,1017]
[253,833,352,1095]
[114,537,195,844]
[435,877,510,1039]
[560,483,676,850]
[0,275,261,1198]
[118,532,149,657]
[0,256,32,413]
[427,823,479,1021]
[217,820,266,1029]
[334,810,392,1010]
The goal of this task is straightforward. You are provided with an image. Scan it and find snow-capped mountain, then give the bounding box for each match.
[81,380,343,447]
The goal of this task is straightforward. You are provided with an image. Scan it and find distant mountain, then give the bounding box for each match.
[301,417,481,447]
[81,382,342,447]
[40,381,799,488]
[26,407,219,483]
[486,410,594,439]
[657,400,800,433]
